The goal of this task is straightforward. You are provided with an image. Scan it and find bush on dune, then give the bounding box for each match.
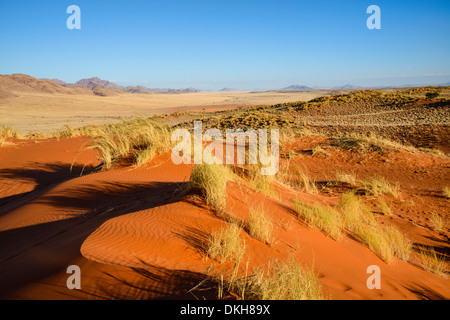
[88,118,172,170]
[186,163,235,213]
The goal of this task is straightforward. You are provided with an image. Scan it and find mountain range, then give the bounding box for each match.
[42,77,201,95]
[0,74,93,99]
[281,83,449,90]
[1,74,449,99]
[282,85,312,90]
[281,84,361,90]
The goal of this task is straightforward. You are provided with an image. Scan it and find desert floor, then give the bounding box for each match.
[0,135,449,299]
[0,88,449,300]
[0,90,330,134]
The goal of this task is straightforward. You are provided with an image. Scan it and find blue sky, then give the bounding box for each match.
[0,0,449,90]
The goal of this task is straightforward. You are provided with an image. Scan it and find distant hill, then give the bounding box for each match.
[45,77,201,94]
[219,87,237,92]
[42,78,69,86]
[0,74,92,98]
[166,87,201,94]
[333,84,362,89]
[73,77,124,91]
[282,85,312,90]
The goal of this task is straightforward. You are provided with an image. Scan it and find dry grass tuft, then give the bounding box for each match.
[339,191,374,227]
[206,223,246,263]
[186,163,235,213]
[416,246,447,277]
[295,166,318,194]
[361,176,400,198]
[352,224,394,263]
[216,256,327,300]
[352,222,411,263]
[335,172,358,186]
[382,225,412,262]
[0,126,22,145]
[430,212,445,231]
[332,132,415,153]
[338,191,410,263]
[378,199,393,216]
[88,118,172,170]
[311,145,328,157]
[247,206,275,245]
[443,187,450,199]
[248,172,280,201]
[279,127,315,146]
[134,147,157,167]
[294,200,342,240]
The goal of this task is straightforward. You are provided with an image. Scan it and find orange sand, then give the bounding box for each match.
[0,137,449,300]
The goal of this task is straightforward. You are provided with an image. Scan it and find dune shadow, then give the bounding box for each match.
[0,161,93,186]
[93,265,219,300]
[412,241,449,263]
[0,175,187,297]
[0,162,95,217]
[35,180,187,213]
[403,283,447,300]
[173,226,210,257]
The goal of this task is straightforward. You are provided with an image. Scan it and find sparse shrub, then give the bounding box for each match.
[353,222,411,263]
[52,123,105,138]
[0,126,21,138]
[335,172,358,186]
[339,191,374,228]
[274,160,298,190]
[53,124,80,138]
[218,256,327,300]
[248,173,280,201]
[89,118,172,170]
[295,166,318,194]
[294,200,342,240]
[416,246,447,277]
[425,92,439,99]
[186,163,235,213]
[247,207,274,245]
[430,212,445,231]
[332,132,415,154]
[419,147,445,157]
[361,176,399,198]
[311,145,327,157]
[207,223,246,263]
[443,187,450,199]
[378,199,393,216]
[353,224,393,263]
[89,127,131,169]
[279,217,296,232]
[0,126,22,145]
[338,191,410,262]
[134,147,156,167]
[26,132,47,139]
[383,225,412,261]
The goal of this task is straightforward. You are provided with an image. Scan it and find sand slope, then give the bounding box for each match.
[0,137,449,300]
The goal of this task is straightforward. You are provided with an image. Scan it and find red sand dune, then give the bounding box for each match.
[0,137,449,300]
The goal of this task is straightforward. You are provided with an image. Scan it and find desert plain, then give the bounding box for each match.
[0,74,449,300]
